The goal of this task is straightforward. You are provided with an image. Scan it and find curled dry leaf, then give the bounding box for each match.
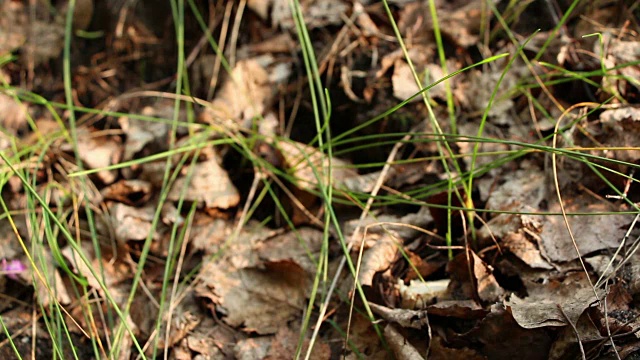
[426,299,487,319]
[358,232,400,287]
[502,230,553,270]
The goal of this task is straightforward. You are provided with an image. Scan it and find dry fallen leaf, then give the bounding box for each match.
[398,0,491,47]
[428,336,485,360]
[470,304,552,360]
[72,127,122,184]
[184,317,232,358]
[196,259,307,334]
[384,324,424,360]
[107,202,158,243]
[447,251,505,304]
[167,157,240,210]
[539,195,633,263]
[202,57,275,129]
[118,112,169,163]
[100,179,153,206]
[266,325,332,359]
[276,140,359,192]
[505,272,603,329]
[369,302,430,329]
[358,232,400,287]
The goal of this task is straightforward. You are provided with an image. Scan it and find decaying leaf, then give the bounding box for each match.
[31,252,71,307]
[0,1,66,65]
[547,309,603,360]
[234,336,271,359]
[0,93,28,139]
[195,224,322,335]
[344,313,388,359]
[0,2,27,55]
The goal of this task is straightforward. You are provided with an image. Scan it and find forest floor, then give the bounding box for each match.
[1,0,640,359]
